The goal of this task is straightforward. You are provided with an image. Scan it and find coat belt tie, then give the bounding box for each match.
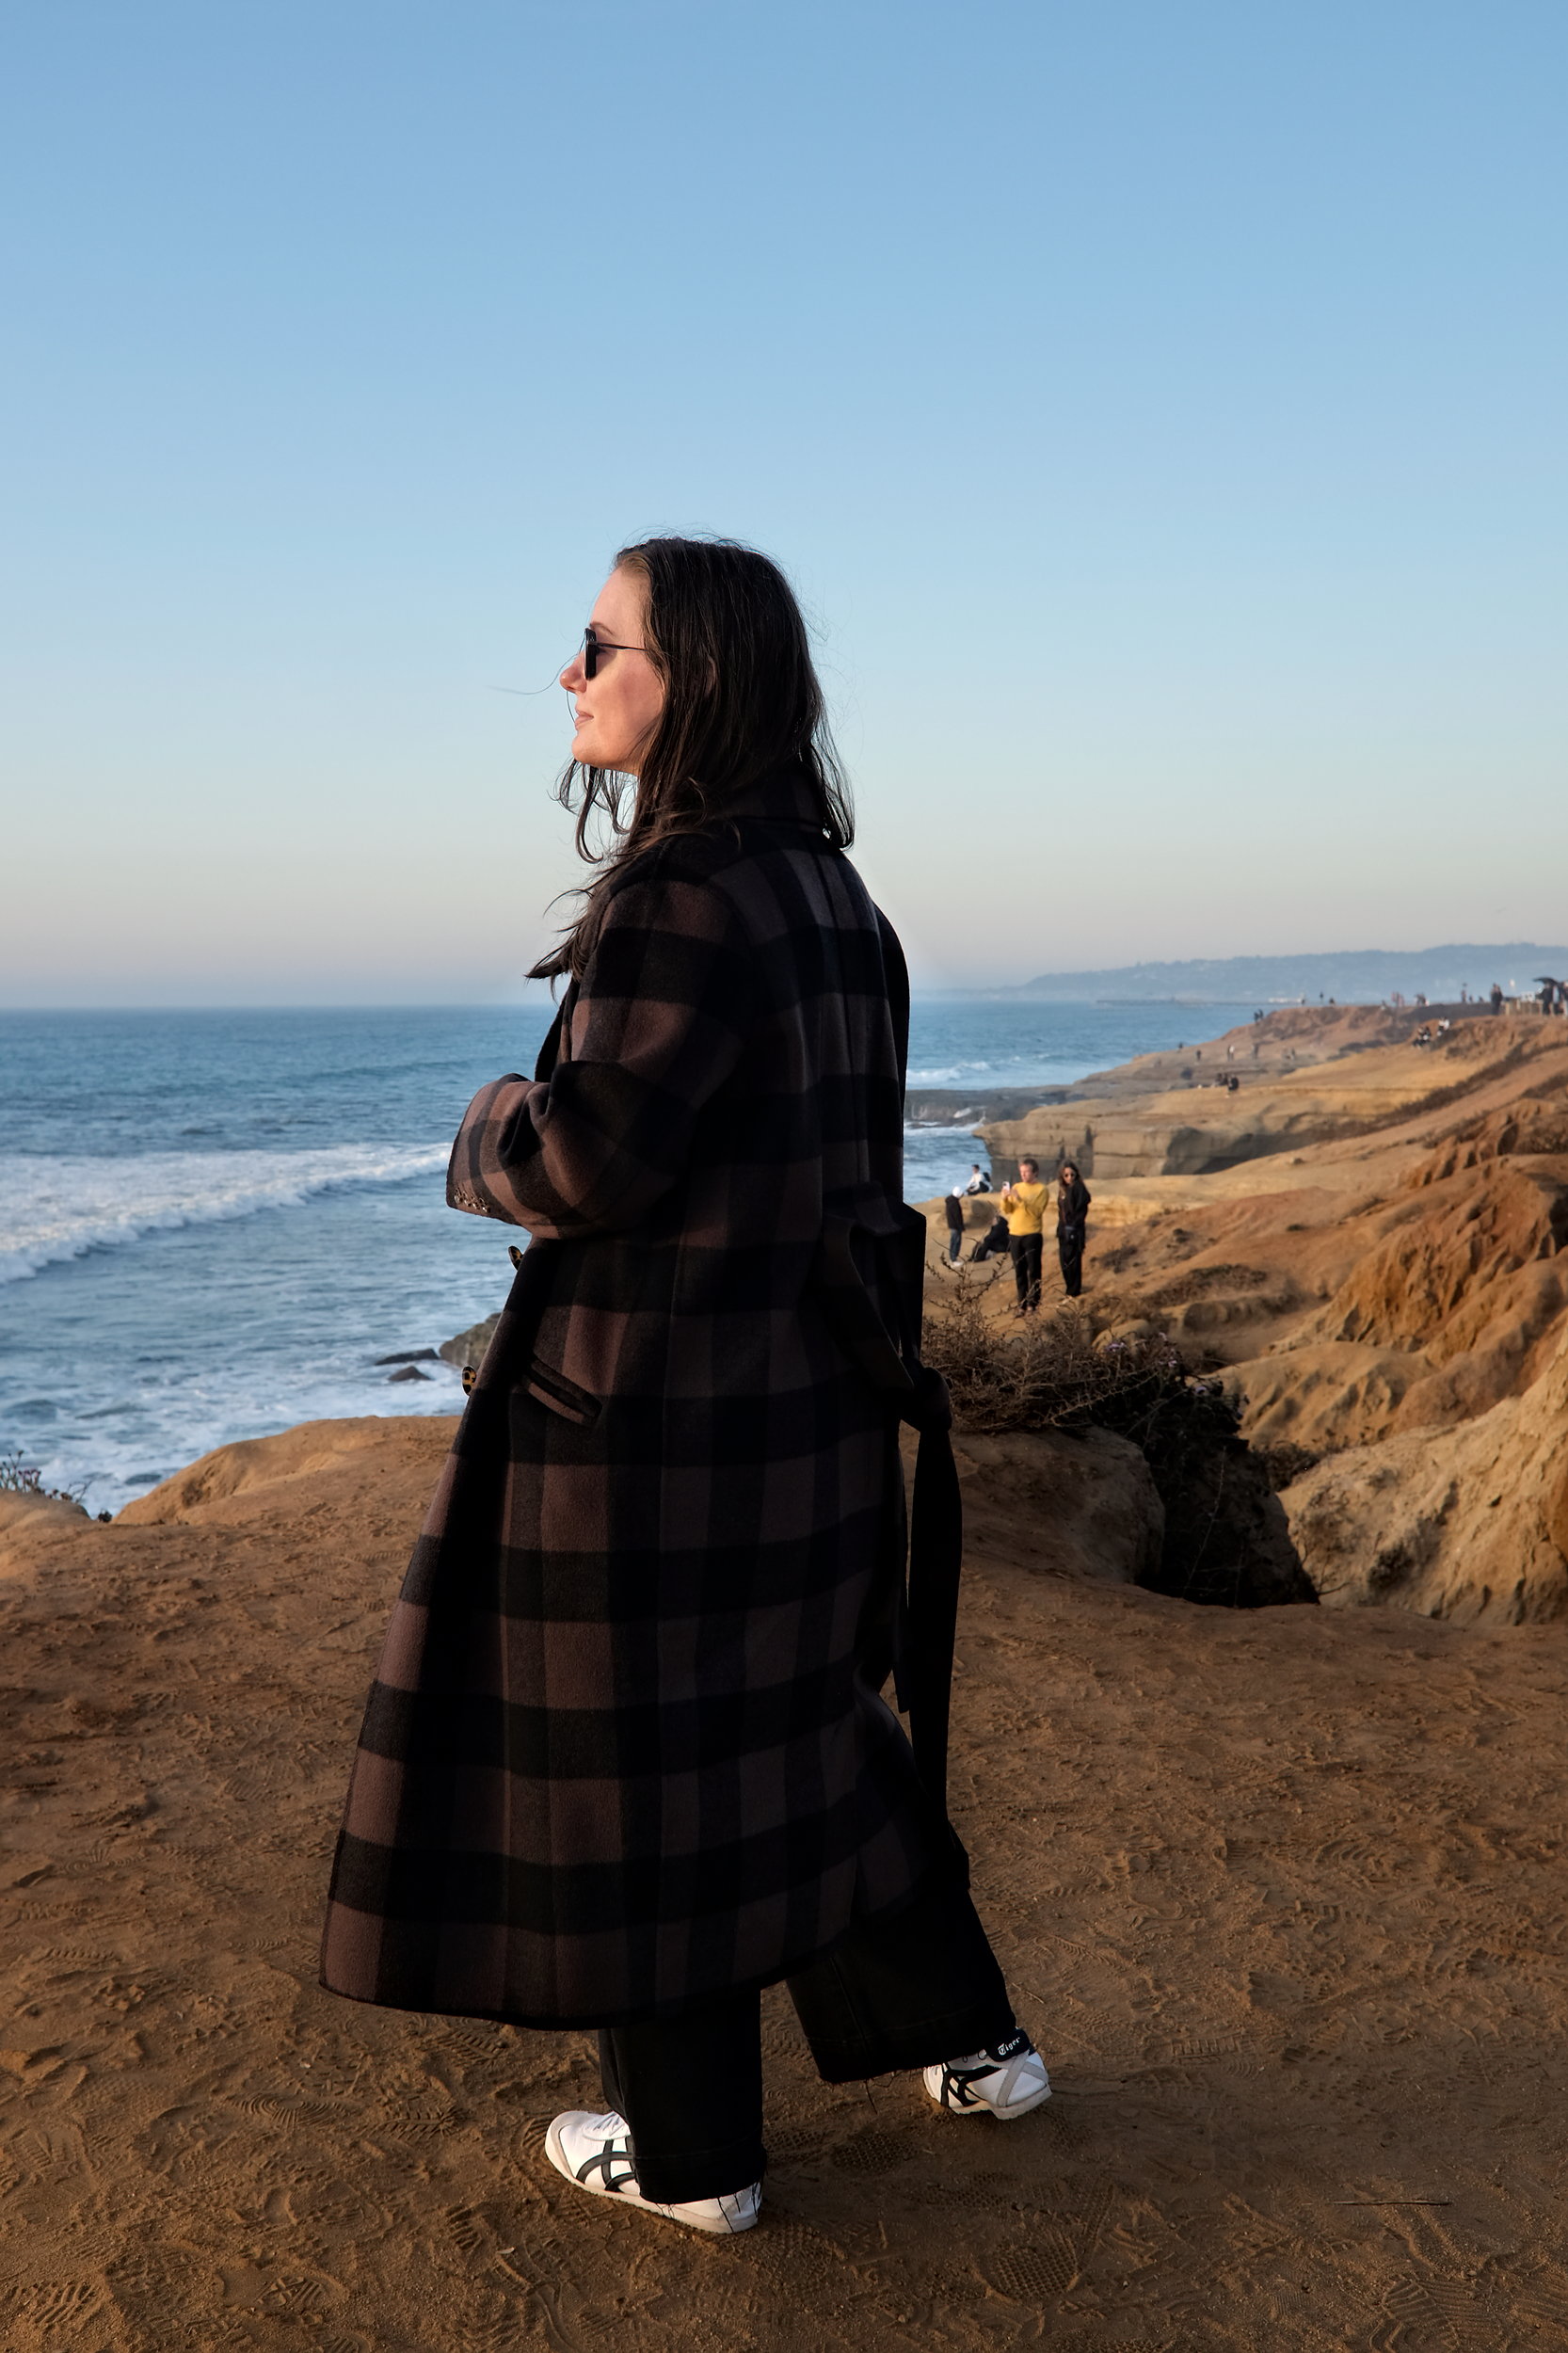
[808,1214,964,1816]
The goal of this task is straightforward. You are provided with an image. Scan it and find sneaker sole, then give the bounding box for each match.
[987,2079,1052,2121]
[543,2118,760,2235]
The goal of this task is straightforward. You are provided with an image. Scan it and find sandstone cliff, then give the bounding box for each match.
[922,1006,1568,1625]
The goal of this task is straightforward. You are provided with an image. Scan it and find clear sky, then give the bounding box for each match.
[3,1,1564,1002]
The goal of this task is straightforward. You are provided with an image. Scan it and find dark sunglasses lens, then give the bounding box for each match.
[582,631,599,680]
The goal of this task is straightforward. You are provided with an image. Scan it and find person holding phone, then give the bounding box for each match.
[999,1156,1049,1313]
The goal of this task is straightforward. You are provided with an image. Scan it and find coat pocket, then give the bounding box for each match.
[523,1354,602,1426]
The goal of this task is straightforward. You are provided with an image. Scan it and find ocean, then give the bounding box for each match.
[0,999,1246,1513]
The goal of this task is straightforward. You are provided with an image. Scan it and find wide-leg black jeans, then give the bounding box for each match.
[597,1867,1016,2203]
[1058,1225,1085,1298]
[1009,1232,1043,1309]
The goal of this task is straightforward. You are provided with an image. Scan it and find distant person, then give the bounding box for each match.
[1491,983,1505,1014]
[969,1211,1012,1263]
[1225,1073,1240,1093]
[963,1162,992,1193]
[1000,1156,1049,1314]
[1056,1162,1092,1300]
[942,1193,965,1264]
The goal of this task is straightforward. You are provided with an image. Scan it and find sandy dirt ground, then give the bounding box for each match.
[5,1416,1568,2351]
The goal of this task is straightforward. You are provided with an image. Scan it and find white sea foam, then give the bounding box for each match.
[20,1358,470,1515]
[0,1145,450,1283]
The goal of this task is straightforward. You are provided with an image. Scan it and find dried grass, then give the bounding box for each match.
[921,1271,1317,1607]
[921,1270,1190,1438]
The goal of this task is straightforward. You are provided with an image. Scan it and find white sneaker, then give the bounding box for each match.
[923,2032,1051,2121]
[544,2108,761,2235]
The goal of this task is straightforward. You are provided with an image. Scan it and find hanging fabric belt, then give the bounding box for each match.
[808,1212,962,1810]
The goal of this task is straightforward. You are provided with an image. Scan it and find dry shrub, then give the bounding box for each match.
[922,1271,1316,1607]
[921,1272,1188,1437]
[0,1451,83,1505]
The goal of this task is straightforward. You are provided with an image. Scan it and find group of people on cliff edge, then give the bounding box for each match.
[999,1157,1092,1311]
[953,1158,1093,1307]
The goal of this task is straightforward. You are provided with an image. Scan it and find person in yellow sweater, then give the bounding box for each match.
[999,1157,1049,1313]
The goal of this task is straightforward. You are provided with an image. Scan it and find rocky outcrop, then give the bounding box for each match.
[904,1085,1067,1128]
[1221,1133,1568,1455]
[1300,1158,1568,1369]
[116,1417,445,1527]
[1224,1340,1430,1453]
[947,1427,1164,1587]
[985,1068,1492,1183]
[439,1313,500,1373]
[1282,1319,1568,1622]
[0,1489,89,1568]
[1097,1381,1318,1609]
[979,1016,1558,1183]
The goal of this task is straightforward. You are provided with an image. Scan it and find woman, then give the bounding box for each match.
[321,538,1047,2236]
[1057,1160,1092,1299]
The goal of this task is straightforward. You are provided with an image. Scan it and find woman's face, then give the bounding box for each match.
[559,567,666,774]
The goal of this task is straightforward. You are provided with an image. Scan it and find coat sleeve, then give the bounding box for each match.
[446,864,755,1238]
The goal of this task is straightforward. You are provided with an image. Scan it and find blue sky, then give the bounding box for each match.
[3,1,1564,1001]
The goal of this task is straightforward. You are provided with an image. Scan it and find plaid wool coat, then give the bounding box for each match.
[321,776,947,2026]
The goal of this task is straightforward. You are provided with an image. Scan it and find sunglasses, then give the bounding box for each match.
[581,625,648,680]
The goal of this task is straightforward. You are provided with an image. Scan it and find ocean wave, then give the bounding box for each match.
[9,1364,469,1514]
[0,1144,451,1283]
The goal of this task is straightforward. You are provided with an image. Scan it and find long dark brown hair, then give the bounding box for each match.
[529,536,853,981]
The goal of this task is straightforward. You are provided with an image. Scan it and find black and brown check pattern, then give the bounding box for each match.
[321,779,946,2026]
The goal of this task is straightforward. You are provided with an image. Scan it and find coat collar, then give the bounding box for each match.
[724,764,824,829]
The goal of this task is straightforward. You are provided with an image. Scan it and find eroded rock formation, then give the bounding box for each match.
[921,1007,1568,1624]
[1283,1318,1568,1621]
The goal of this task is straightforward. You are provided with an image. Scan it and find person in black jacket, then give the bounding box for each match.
[969,1212,1011,1263]
[1056,1161,1091,1299]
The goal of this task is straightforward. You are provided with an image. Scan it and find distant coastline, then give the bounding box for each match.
[927,942,1568,1006]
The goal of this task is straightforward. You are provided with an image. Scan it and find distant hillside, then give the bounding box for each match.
[1009,945,1568,1004]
